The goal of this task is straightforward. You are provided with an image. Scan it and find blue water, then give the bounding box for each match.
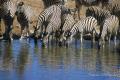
[0,39,120,80]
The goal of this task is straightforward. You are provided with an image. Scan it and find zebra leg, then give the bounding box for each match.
[80,33,83,46]
[48,35,50,47]
[26,24,30,38]
[108,34,111,45]
[20,26,25,40]
[114,32,117,47]
[3,18,12,41]
[0,18,3,39]
[91,31,95,47]
[98,37,105,49]
[26,24,30,42]
[92,31,95,44]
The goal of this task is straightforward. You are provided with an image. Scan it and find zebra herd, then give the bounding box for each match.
[0,0,120,49]
[34,4,120,49]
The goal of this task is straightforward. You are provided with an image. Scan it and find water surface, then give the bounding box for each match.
[0,39,120,80]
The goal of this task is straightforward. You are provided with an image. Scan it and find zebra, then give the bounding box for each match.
[34,4,71,42]
[75,0,110,19]
[15,1,36,40]
[0,0,16,41]
[59,13,76,45]
[62,16,100,46]
[86,6,111,26]
[0,0,9,5]
[98,15,119,48]
[41,7,62,46]
[33,4,62,45]
[43,0,65,8]
[103,3,120,26]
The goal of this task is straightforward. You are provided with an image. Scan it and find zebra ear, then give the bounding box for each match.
[18,1,24,6]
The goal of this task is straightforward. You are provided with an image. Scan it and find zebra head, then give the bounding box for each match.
[98,37,105,49]
[63,30,72,43]
[15,2,25,16]
[95,25,100,38]
[34,28,44,40]
[59,30,72,46]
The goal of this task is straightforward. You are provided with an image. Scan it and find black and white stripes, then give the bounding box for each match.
[64,16,100,44]
[59,13,76,43]
[98,15,119,48]
[34,5,62,40]
[15,2,35,40]
[75,0,110,19]
[86,6,111,26]
[0,0,16,40]
[43,0,65,8]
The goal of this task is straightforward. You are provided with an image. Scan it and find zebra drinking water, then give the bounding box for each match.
[98,15,119,48]
[63,16,100,46]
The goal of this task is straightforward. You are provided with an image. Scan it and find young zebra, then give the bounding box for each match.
[98,15,119,48]
[0,0,16,41]
[63,16,100,45]
[15,2,36,40]
[86,6,111,26]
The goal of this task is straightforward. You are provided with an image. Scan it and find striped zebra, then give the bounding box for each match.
[0,0,9,5]
[63,16,100,45]
[0,0,16,40]
[86,6,111,26]
[42,7,62,46]
[34,4,70,43]
[75,0,109,19]
[59,13,76,45]
[34,4,62,45]
[103,3,120,16]
[98,15,119,48]
[104,3,120,26]
[15,1,36,40]
[43,0,65,8]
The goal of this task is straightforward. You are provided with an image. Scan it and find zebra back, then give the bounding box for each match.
[62,14,76,32]
[86,6,111,26]
[36,5,61,30]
